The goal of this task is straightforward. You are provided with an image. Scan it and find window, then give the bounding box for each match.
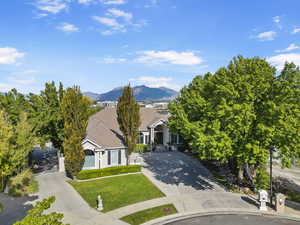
[138,133,144,144]
[83,150,95,168]
[171,133,178,144]
[108,149,121,166]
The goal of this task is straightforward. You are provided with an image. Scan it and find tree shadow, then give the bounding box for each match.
[142,152,217,191]
[0,193,39,225]
[110,129,126,145]
[241,195,259,209]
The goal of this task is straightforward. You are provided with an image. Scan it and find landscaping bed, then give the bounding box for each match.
[76,165,141,180]
[0,202,3,213]
[121,204,177,225]
[69,174,165,212]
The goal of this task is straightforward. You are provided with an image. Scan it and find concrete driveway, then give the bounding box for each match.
[141,152,224,196]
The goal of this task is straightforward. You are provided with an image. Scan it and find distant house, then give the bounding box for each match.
[82,108,183,170]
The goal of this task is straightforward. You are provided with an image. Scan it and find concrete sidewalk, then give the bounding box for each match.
[35,172,128,225]
[105,191,260,220]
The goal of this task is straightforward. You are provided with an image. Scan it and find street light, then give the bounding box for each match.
[269,145,275,206]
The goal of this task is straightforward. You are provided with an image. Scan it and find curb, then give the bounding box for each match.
[141,209,300,225]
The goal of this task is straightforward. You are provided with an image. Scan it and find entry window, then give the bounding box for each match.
[83,150,95,168]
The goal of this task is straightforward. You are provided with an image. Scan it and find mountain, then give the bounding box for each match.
[84,85,178,102]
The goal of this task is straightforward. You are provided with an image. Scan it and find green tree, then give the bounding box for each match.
[28,82,64,150]
[169,56,300,184]
[0,89,29,125]
[14,197,68,225]
[61,86,91,177]
[0,111,34,190]
[117,85,141,165]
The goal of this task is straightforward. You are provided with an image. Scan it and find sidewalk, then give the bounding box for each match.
[35,172,128,225]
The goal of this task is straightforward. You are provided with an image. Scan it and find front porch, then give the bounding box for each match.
[138,119,183,152]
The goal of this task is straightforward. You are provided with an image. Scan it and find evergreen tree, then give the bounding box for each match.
[169,56,300,184]
[61,86,91,177]
[117,85,141,165]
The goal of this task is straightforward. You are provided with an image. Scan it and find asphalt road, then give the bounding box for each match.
[165,214,300,225]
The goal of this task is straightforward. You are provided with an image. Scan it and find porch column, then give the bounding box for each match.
[150,128,155,144]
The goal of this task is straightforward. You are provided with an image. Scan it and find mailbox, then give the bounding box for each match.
[258,190,268,211]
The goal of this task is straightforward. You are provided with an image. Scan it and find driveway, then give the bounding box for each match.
[141,152,224,196]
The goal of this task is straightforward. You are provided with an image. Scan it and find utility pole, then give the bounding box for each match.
[269,146,274,206]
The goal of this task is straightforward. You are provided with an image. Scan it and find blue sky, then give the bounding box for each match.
[1,0,300,93]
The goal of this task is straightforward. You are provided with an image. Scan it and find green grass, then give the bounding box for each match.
[121,204,178,225]
[69,174,165,212]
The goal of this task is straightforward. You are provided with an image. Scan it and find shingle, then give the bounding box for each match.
[85,108,169,148]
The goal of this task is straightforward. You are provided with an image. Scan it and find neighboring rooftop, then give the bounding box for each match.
[85,108,169,149]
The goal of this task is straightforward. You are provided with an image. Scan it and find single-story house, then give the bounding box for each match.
[82,108,183,170]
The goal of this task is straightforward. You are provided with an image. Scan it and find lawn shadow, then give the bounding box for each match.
[0,193,39,225]
[142,152,217,191]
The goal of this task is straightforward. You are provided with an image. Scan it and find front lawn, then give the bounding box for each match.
[121,204,178,225]
[69,174,165,212]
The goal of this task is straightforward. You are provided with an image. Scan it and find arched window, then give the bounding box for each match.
[83,149,95,168]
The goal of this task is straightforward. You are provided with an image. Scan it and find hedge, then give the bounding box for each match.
[76,165,141,180]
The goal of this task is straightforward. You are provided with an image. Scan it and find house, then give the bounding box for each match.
[81,108,182,170]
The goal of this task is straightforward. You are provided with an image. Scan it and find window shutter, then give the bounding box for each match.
[108,151,111,165]
[118,150,121,165]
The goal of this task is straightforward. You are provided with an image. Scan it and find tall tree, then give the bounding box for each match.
[61,86,91,178]
[0,89,29,125]
[28,82,64,150]
[169,56,300,185]
[0,111,34,190]
[117,85,141,165]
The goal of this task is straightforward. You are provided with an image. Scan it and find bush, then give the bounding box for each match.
[134,144,148,153]
[8,169,39,197]
[13,197,67,225]
[76,165,141,180]
[255,169,270,190]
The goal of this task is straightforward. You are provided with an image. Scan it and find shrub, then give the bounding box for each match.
[8,169,39,197]
[134,144,148,153]
[76,165,141,180]
[255,168,270,190]
[13,197,68,225]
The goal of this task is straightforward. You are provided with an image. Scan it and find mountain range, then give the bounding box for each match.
[84,85,178,102]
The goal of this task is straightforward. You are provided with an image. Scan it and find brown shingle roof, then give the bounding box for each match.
[85,108,169,148]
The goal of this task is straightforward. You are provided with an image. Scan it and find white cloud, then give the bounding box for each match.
[34,0,68,14]
[100,0,126,5]
[275,44,299,53]
[130,76,181,90]
[135,50,204,66]
[267,53,300,70]
[273,16,282,29]
[107,8,132,21]
[92,16,124,31]
[0,47,25,65]
[255,31,276,41]
[97,57,127,63]
[78,0,93,4]
[0,70,38,93]
[292,27,300,34]
[57,23,79,32]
